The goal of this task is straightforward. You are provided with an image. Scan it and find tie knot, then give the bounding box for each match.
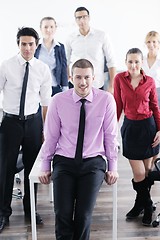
[26,62,29,67]
[80,99,86,105]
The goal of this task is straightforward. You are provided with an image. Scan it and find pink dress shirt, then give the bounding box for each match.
[40,88,118,172]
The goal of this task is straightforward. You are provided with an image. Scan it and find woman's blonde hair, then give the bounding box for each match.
[145,31,160,44]
[40,17,57,28]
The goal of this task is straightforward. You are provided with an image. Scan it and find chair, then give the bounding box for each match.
[12,150,24,199]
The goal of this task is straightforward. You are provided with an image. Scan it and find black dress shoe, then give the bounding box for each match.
[25,212,43,225]
[0,216,9,233]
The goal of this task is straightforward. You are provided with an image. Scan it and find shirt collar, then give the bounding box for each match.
[72,89,93,103]
[17,53,35,66]
[41,39,60,48]
[124,69,147,83]
[76,27,94,37]
[145,52,160,60]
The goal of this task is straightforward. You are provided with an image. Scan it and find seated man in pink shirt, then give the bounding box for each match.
[39,58,119,240]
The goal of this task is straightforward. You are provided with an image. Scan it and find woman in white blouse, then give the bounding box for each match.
[143,31,160,105]
[142,31,160,167]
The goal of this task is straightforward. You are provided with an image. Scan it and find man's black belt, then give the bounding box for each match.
[3,111,39,120]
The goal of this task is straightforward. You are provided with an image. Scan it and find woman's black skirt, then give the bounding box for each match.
[121,116,159,160]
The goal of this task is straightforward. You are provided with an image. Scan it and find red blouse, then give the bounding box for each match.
[114,70,160,130]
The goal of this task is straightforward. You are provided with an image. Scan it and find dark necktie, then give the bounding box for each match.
[75,99,86,163]
[19,62,29,119]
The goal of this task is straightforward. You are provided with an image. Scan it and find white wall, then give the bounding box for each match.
[0,0,160,70]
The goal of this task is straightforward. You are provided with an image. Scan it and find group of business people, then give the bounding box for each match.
[0,5,160,240]
[0,6,118,237]
[38,6,160,238]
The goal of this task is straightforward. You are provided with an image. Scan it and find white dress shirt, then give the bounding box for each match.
[143,55,160,88]
[0,54,52,115]
[66,28,116,89]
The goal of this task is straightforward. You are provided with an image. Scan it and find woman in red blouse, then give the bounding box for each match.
[114,48,160,226]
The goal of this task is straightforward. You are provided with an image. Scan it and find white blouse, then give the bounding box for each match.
[142,55,160,88]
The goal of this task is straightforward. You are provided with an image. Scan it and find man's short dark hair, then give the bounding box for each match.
[16,27,39,46]
[75,7,89,15]
[71,59,94,75]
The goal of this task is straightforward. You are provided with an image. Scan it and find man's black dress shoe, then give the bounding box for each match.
[25,212,43,225]
[0,216,9,233]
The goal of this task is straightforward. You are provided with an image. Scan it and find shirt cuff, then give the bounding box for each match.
[107,159,117,171]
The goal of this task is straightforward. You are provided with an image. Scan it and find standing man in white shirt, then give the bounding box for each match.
[0,27,52,233]
[66,6,117,93]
